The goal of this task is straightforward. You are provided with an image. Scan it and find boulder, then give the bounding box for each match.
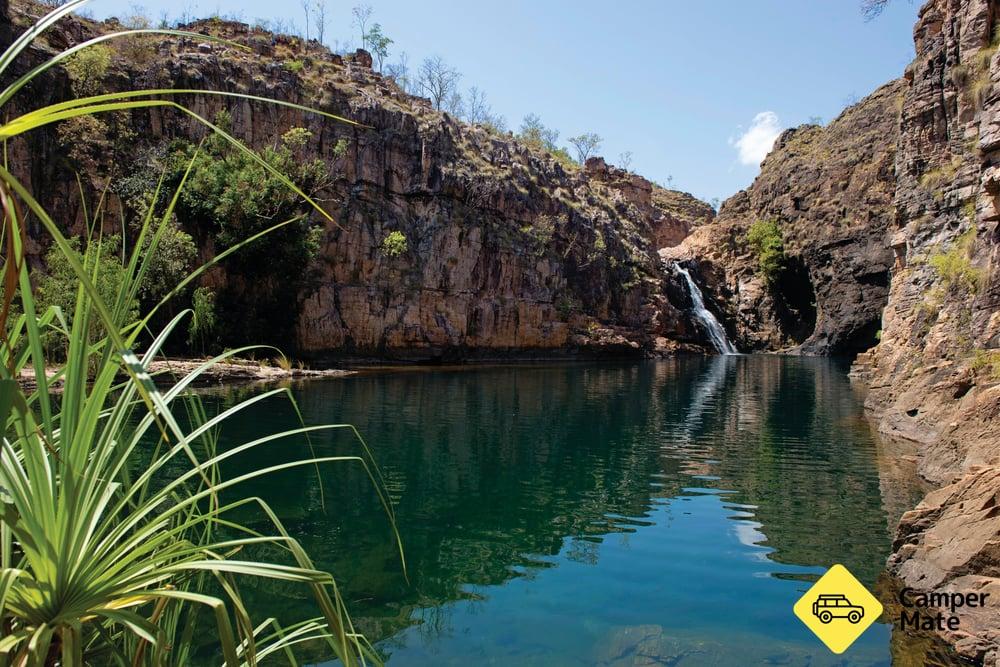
[353,48,372,69]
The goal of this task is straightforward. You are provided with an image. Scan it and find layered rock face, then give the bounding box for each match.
[3,3,715,361]
[665,82,902,355]
[648,183,716,249]
[289,114,709,361]
[861,0,1000,484]
[856,0,1000,662]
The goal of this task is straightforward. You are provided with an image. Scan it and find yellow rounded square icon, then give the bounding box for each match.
[793,564,884,654]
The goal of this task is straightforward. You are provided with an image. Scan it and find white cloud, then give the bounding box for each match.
[730,111,783,166]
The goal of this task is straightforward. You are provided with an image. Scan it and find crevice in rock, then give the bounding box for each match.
[773,256,817,344]
[839,319,884,356]
[858,270,890,288]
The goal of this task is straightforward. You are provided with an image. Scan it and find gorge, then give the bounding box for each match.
[2,0,1000,663]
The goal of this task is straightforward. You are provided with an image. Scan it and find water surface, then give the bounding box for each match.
[206,356,938,665]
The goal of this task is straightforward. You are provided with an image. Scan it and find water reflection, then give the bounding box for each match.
[198,357,944,665]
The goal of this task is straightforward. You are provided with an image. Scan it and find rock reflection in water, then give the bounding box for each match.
[190,357,945,665]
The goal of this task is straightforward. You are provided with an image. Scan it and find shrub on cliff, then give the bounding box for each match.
[747,219,786,285]
[951,35,999,112]
[518,113,576,167]
[161,114,343,349]
[919,158,961,197]
[521,216,556,256]
[380,230,408,257]
[970,348,1000,379]
[58,42,137,168]
[169,114,331,252]
[116,5,157,67]
[63,43,112,92]
[930,229,983,294]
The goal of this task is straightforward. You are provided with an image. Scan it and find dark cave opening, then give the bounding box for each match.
[835,271,889,356]
[838,319,884,357]
[774,256,818,345]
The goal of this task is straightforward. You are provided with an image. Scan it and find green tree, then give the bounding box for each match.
[37,236,137,357]
[63,44,112,95]
[35,223,194,357]
[518,113,560,151]
[747,219,786,285]
[59,44,134,168]
[519,114,576,167]
[365,23,393,71]
[164,113,345,349]
[568,133,603,163]
[136,220,198,302]
[187,286,218,353]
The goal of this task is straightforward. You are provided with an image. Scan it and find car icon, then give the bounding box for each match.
[812,594,864,624]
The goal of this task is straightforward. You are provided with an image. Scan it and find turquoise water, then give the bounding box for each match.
[203,356,941,665]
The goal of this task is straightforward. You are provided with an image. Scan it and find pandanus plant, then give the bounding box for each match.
[0,1,402,664]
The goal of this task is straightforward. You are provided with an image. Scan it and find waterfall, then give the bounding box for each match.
[675,264,737,355]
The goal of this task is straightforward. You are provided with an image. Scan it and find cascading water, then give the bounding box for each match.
[675,264,738,355]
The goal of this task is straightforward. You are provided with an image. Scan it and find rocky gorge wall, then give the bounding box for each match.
[669,0,1000,660]
[862,0,1000,662]
[5,0,1000,660]
[2,1,717,362]
[856,0,1000,486]
[665,80,903,356]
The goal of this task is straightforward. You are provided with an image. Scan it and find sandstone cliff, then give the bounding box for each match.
[889,466,1000,665]
[857,1,1000,662]
[858,0,1000,485]
[3,1,715,362]
[675,0,1000,658]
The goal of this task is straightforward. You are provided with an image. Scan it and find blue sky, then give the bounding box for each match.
[83,0,921,203]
